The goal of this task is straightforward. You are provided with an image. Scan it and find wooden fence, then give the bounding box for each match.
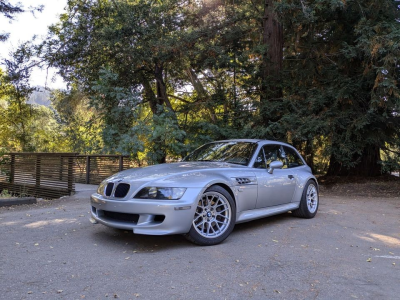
[74,155,133,184]
[0,153,76,199]
[0,153,135,199]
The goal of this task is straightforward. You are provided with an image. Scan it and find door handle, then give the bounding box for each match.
[288,175,294,179]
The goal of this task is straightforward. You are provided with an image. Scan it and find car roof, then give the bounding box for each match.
[212,139,298,149]
[213,139,263,143]
[213,139,289,145]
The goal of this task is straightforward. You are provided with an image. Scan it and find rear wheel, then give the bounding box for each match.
[292,180,319,219]
[184,185,236,246]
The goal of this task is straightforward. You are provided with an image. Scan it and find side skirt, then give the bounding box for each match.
[236,203,299,224]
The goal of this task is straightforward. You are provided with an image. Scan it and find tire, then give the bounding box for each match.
[184,185,236,246]
[292,180,319,219]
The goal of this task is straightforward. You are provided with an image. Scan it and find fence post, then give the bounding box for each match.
[59,157,63,181]
[10,154,15,183]
[68,156,73,194]
[35,155,41,187]
[119,156,123,172]
[85,156,90,184]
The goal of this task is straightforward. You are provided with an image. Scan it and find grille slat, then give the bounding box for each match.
[114,183,130,198]
[105,182,114,196]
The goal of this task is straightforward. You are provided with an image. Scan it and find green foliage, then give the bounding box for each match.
[90,67,144,157]
[146,106,187,163]
[0,0,397,176]
[0,1,43,41]
[0,189,12,198]
[274,0,400,174]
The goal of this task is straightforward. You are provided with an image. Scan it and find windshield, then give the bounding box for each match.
[183,142,257,166]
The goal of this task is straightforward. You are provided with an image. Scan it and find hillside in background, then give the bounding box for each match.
[28,87,51,107]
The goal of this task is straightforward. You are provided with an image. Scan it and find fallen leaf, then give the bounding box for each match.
[393,263,396,266]
[34,243,39,246]
[133,293,140,297]
[366,258,372,262]
[274,290,281,294]
[272,240,279,243]
[125,257,130,260]
[57,290,63,293]
[235,260,239,262]
[27,291,33,294]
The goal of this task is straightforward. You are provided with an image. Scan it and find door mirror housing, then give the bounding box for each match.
[268,160,283,174]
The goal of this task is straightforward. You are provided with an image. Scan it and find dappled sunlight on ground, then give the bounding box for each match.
[23,218,77,229]
[1,221,23,226]
[368,233,400,247]
[356,233,400,248]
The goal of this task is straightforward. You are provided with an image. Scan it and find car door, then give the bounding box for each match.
[253,144,296,208]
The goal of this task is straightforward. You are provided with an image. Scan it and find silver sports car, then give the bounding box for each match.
[90,139,319,245]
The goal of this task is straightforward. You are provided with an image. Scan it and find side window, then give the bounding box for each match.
[263,145,287,168]
[253,148,266,169]
[283,146,304,168]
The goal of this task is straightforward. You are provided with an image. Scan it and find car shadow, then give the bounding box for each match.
[233,212,294,234]
[90,226,195,251]
[89,212,296,250]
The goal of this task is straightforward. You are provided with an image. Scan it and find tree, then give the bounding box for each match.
[51,87,103,154]
[37,0,399,176]
[0,1,43,41]
[275,0,400,176]
[0,43,36,151]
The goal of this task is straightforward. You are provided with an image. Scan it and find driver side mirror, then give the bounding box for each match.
[268,160,283,174]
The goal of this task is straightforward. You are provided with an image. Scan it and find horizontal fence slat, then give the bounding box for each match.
[1,153,139,197]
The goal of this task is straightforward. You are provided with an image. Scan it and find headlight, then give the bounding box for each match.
[97,180,108,195]
[134,187,187,200]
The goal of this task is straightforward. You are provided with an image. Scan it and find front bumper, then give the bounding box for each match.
[90,188,202,235]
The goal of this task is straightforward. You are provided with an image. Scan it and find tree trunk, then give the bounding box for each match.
[141,76,158,115]
[327,145,382,176]
[186,68,217,123]
[155,63,174,113]
[260,0,283,124]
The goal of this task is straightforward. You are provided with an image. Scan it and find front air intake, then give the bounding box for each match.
[105,182,114,196]
[114,183,130,198]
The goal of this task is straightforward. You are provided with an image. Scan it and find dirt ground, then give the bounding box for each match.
[319,174,400,198]
[0,178,399,299]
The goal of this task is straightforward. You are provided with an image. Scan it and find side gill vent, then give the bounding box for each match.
[236,178,251,185]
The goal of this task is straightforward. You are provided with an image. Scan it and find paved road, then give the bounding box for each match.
[1,189,399,300]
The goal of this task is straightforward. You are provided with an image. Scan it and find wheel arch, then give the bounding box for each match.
[307,177,319,191]
[208,183,236,207]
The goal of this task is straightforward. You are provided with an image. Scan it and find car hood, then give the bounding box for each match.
[106,161,247,183]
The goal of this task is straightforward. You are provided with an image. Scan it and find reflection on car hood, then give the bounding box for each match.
[107,161,246,182]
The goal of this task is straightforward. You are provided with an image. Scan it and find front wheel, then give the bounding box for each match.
[292,180,319,219]
[184,185,236,246]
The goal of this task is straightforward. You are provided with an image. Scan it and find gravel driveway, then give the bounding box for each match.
[1,188,399,300]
